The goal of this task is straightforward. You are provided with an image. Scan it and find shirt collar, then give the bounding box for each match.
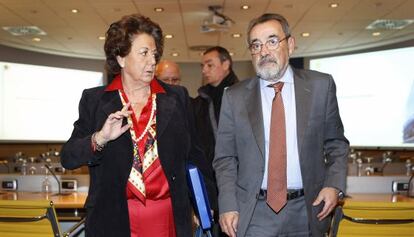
[105,74,166,94]
[260,65,294,89]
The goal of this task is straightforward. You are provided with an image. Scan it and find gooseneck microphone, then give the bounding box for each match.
[44,164,62,195]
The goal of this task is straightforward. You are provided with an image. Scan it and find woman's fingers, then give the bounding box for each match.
[121,102,131,112]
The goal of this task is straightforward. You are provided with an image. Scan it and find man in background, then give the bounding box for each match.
[155,60,181,85]
[192,46,239,236]
[213,13,349,237]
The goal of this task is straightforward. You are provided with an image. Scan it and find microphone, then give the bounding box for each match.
[44,163,63,195]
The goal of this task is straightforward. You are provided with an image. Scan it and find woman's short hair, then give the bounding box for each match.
[104,14,164,75]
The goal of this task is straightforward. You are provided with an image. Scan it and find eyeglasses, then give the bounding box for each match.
[160,77,180,85]
[248,35,290,55]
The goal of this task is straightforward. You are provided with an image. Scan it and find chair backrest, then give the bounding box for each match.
[335,204,414,237]
[0,199,62,237]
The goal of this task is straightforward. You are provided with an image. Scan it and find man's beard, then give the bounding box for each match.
[254,55,286,82]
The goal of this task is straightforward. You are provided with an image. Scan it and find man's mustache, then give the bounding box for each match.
[258,56,277,66]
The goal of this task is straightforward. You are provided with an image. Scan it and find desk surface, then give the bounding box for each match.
[0,191,87,209]
[344,193,414,208]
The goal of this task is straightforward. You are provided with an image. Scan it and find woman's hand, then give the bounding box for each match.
[95,102,132,145]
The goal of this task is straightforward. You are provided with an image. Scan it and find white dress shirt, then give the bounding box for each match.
[260,66,303,190]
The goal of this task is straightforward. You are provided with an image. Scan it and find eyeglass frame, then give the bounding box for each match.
[248,34,291,55]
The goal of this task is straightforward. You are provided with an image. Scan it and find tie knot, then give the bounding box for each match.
[270,82,284,93]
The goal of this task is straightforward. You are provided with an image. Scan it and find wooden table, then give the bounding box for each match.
[0,191,87,208]
[339,193,414,237]
[344,193,414,206]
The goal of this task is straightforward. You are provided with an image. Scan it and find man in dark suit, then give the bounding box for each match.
[213,13,349,237]
[192,46,238,236]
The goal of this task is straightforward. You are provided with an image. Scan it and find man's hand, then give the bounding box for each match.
[193,210,214,227]
[219,211,239,237]
[312,187,339,221]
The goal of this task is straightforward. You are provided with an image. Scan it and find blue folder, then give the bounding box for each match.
[186,163,213,230]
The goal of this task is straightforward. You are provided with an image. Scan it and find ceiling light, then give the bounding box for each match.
[171,52,179,57]
[2,26,46,36]
[372,32,381,36]
[165,34,173,39]
[229,52,235,56]
[366,19,414,30]
[301,32,310,37]
[241,5,250,10]
[32,37,41,42]
[232,33,241,38]
[71,9,79,13]
[329,3,339,8]
[154,7,164,12]
[98,36,105,40]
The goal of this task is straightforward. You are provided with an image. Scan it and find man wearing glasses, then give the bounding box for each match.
[213,13,349,237]
[155,60,181,85]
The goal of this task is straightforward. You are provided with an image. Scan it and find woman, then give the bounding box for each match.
[61,14,215,237]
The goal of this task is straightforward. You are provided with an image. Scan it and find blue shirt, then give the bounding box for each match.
[260,66,303,190]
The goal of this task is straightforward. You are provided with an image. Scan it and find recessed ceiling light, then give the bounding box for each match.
[329,3,339,8]
[98,36,105,40]
[301,32,310,37]
[165,34,173,39]
[32,37,41,42]
[71,9,79,13]
[372,32,381,36]
[241,5,250,10]
[171,52,179,57]
[154,7,164,12]
[232,33,241,38]
[229,52,235,56]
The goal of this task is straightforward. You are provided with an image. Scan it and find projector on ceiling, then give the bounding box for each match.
[200,14,232,33]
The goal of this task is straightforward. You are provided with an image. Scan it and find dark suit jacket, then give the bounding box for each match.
[61,80,216,237]
[213,68,349,237]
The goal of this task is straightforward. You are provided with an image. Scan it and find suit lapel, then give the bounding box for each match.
[245,78,265,160]
[156,92,176,139]
[293,69,311,154]
[102,90,122,117]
